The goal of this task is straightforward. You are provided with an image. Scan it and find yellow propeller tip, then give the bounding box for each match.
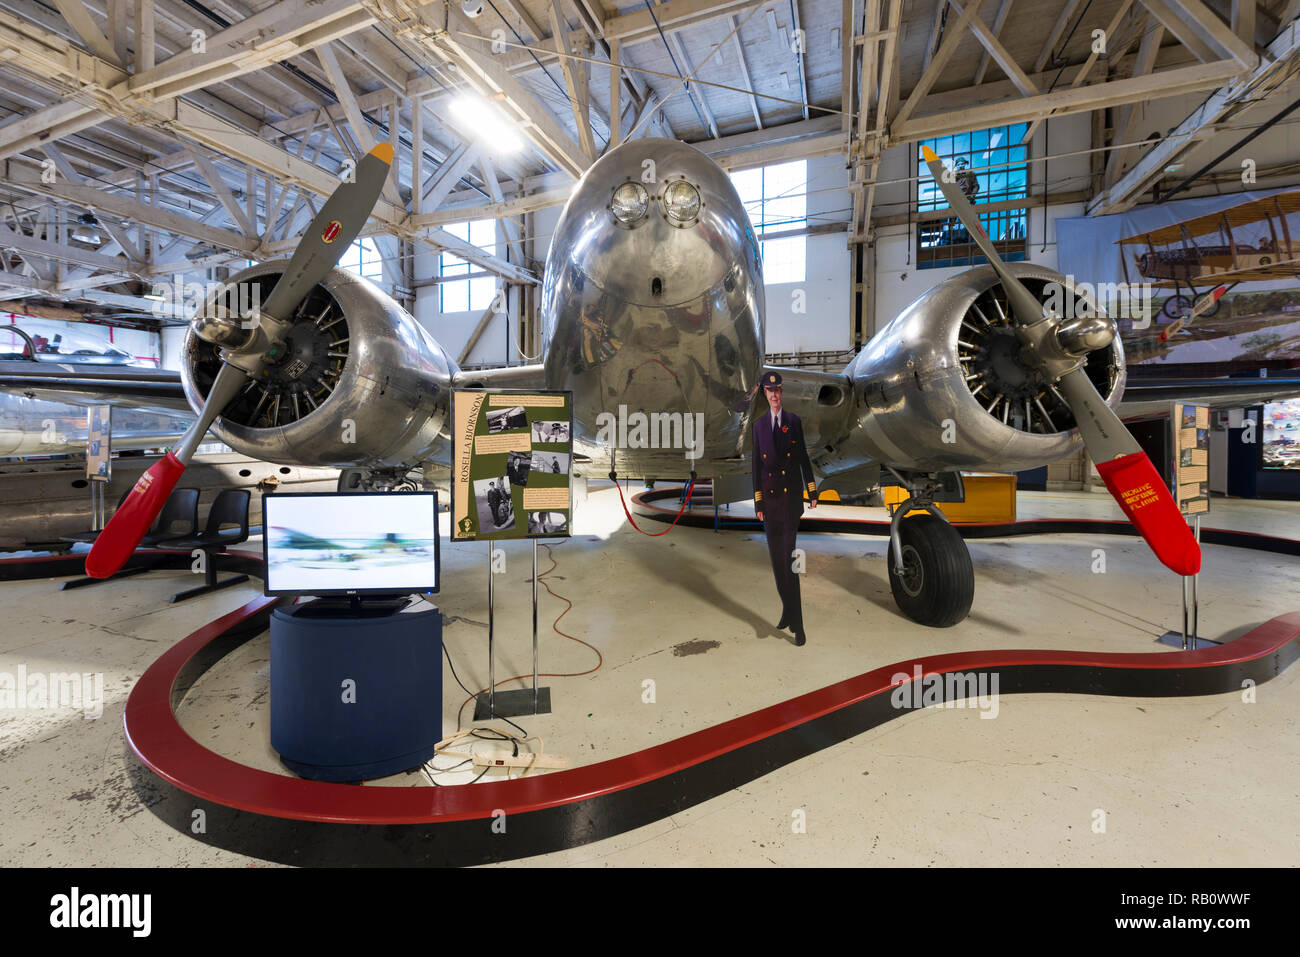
[368,142,395,165]
[921,145,939,162]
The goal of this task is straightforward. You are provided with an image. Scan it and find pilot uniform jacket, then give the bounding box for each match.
[751,409,817,507]
[752,409,817,634]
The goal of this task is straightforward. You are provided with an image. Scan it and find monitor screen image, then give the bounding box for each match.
[262,492,440,596]
[1262,397,1300,470]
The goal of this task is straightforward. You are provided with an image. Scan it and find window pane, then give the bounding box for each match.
[468,219,495,251]
[470,277,497,312]
[341,238,382,284]
[764,161,806,228]
[442,279,468,314]
[917,123,1028,269]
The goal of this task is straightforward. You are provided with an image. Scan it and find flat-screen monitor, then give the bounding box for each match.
[1261,397,1300,470]
[262,491,440,597]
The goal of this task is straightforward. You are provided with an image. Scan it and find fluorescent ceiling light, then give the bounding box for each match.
[449,95,524,155]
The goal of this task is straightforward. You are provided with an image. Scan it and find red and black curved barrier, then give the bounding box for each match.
[632,487,1300,558]
[4,548,1298,866]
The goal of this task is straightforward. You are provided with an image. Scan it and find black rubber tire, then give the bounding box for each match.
[887,514,975,628]
[1163,294,1192,320]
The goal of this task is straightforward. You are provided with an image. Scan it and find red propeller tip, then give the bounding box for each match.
[1095,452,1202,577]
[84,452,187,578]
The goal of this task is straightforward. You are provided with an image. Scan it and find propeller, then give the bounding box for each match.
[1158,284,1227,343]
[85,142,395,579]
[920,145,1200,576]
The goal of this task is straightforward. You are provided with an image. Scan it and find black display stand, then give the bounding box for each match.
[474,539,552,719]
[270,598,443,781]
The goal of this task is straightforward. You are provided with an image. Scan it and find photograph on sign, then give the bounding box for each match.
[1172,403,1211,515]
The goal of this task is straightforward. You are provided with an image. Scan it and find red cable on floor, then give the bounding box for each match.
[614,477,696,536]
[454,542,603,730]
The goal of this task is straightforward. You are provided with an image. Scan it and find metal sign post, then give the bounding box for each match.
[474,539,552,720]
[532,538,539,713]
[1159,403,1217,649]
[487,541,495,717]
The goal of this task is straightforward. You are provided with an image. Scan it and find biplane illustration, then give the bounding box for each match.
[1119,189,1300,320]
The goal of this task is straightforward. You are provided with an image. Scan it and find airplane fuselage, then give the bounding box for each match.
[540,139,767,477]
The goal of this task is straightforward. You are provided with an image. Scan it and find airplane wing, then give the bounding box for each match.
[0,360,191,414]
[1115,189,1300,246]
[1119,376,1300,418]
[269,527,339,549]
[452,363,547,392]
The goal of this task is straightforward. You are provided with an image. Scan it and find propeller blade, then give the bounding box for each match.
[1158,284,1227,343]
[259,142,394,323]
[85,365,246,578]
[86,144,396,579]
[918,144,1200,577]
[919,146,1044,327]
[1056,368,1200,575]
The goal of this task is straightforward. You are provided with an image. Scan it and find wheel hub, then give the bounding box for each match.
[898,544,924,598]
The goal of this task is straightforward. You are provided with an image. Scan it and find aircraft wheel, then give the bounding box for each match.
[1163,294,1192,320]
[887,514,974,628]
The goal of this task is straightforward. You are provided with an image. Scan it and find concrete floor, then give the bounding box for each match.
[2,488,1298,867]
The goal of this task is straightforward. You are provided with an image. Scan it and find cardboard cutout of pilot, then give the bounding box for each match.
[751,371,817,646]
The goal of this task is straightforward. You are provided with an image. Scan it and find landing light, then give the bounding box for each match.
[610,182,649,226]
[662,180,701,227]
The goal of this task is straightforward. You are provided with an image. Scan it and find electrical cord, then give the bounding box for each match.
[440,633,532,739]
[451,541,603,730]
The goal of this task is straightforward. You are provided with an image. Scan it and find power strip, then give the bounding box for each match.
[471,750,569,770]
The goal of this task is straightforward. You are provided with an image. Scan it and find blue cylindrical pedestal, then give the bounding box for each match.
[270,603,443,781]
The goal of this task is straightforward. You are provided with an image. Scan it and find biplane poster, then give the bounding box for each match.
[450,390,573,541]
[1057,188,1300,369]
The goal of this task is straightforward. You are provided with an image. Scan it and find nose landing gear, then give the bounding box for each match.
[885,476,974,627]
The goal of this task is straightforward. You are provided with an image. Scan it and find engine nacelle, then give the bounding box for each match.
[182,264,456,468]
[830,264,1125,475]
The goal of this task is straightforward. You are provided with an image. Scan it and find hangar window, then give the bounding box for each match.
[916,124,1029,269]
[440,220,497,313]
[730,160,807,285]
[339,238,383,285]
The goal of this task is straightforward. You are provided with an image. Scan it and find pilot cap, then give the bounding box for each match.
[762,371,783,389]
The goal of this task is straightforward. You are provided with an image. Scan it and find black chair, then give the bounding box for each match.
[59,487,200,590]
[155,489,252,603]
[137,487,200,548]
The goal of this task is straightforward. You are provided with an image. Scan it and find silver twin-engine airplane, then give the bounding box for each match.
[6,138,1297,626]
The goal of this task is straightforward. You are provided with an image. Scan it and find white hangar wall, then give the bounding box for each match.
[757,153,853,354]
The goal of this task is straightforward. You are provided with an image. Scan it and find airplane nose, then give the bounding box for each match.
[542,139,764,460]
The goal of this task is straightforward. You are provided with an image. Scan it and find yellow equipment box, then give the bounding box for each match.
[882,473,1017,524]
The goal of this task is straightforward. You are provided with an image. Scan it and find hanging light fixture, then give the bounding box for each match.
[71,212,103,245]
